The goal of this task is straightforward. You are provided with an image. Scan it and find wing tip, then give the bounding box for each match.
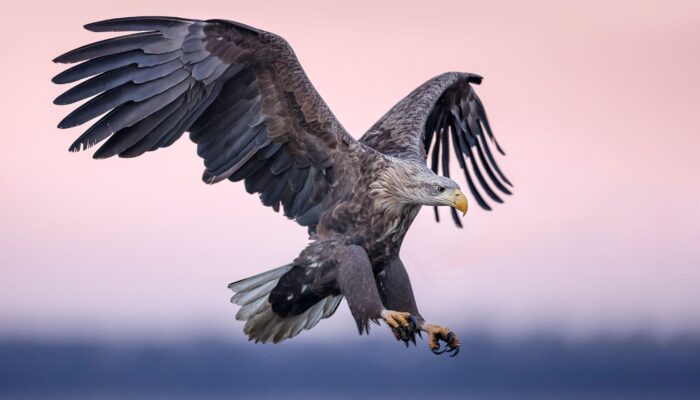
[68,138,96,154]
[83,18,126,32]
[53,93,72,106]
[53,53,74,64]
[57,121,71,130]
[93,145,117,160]
[202,170,227,185]
[51,74,67,84]
[465,73,483,85]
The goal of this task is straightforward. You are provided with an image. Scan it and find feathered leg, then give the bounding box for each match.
[336,245,419,344]
[336,245,384,333]
[377,257,421,317]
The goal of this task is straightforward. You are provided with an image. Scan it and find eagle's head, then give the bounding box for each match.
[370,158,468,216]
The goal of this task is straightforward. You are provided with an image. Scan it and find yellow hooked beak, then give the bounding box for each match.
[450,189,468,216]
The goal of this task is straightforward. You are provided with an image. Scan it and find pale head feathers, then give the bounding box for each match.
[369,157,460,214]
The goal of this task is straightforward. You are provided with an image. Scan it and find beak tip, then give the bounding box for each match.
[452,189,468,216]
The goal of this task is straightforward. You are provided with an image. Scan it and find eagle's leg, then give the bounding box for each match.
[336,244,384,334]
[336,245,418,344]
[377,257,460,356]
[375,258,421,345]
[376,258,421,316]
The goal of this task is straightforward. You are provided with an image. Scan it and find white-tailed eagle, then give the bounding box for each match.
[53,16,511,356]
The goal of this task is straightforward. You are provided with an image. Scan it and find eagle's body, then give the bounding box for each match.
[316,154,420,264]
[53,16,511,355]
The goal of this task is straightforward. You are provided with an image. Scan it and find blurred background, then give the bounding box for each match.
[1,0,698,398]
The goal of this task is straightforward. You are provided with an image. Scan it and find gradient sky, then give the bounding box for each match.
[0,0,698,341]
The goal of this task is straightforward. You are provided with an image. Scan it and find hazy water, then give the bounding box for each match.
[2,335,699,399]
[5,394,700,400]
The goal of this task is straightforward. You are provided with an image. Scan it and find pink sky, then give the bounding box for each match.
[0,0,698,341]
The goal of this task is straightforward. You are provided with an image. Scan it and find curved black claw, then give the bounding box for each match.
[389,314,420,347]
[408,316,419,346]
[429,330,461,357]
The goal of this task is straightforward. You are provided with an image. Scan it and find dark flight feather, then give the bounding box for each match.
[68,78,191,152]
[93,94,186,158]
[54,32,167,64]
[54,60,182,105]
[59,69,190,129]
[84,16,192,33]
[52,50,183,84]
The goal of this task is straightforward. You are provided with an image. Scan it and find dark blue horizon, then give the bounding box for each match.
[2,333,699,399]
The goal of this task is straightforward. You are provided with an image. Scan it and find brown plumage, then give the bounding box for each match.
[52,16,511,355]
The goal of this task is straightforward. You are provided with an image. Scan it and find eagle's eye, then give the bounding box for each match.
[436,186,446,193]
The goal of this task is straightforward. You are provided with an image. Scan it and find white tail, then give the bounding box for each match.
[228,264,342,343]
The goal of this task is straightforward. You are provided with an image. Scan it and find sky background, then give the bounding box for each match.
[0,0,698,343]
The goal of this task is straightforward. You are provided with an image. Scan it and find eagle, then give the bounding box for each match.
[52,16,511,356]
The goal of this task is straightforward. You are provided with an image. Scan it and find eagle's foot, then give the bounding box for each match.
[423,323,460,357]
[381,310,420,347]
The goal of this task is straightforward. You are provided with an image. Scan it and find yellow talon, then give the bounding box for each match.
[422,323,460,356]
[381,310,419,345]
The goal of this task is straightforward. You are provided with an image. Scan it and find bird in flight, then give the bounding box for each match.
[52,16,511,356]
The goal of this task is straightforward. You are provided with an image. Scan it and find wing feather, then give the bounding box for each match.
[84,16,193,33]
[53,32,167,64]
[54,59,183,105]
[68,77,192,152]
[59,69,190,130]
[93,94,186,158]
[52,50,183,84]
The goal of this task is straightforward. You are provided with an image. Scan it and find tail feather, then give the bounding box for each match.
[322,296,342,318]
[231,279,278,305]
[228,264,342,343]
[235,295,269,321]
[229,265,292,293]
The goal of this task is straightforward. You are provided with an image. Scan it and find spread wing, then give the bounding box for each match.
[53,16,356,232]
[360,72,511,227]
